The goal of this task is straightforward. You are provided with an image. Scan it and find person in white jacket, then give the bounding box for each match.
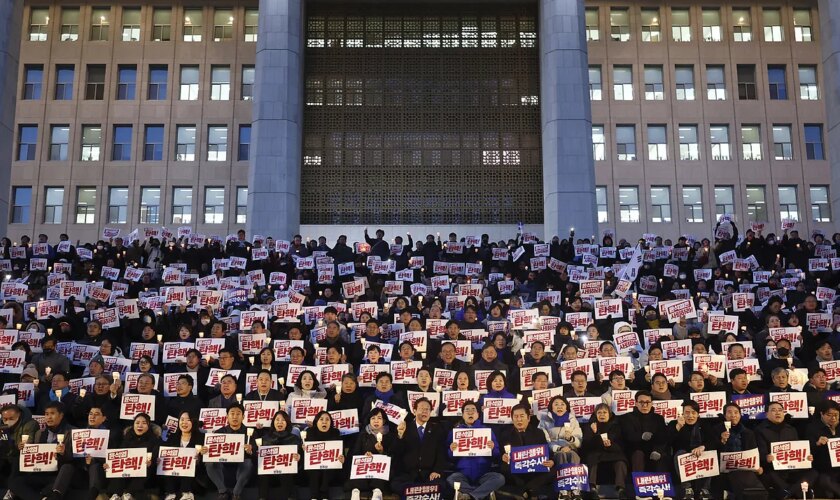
[537,394,582,464]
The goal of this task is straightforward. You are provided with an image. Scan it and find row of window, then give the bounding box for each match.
[596,185,831,225]
[588,63,819,103]
[592,123,824,162]
[9,186,248,226]
[586,6,813,44]
[28,6,258,43]
[16,124,250,163]
[22,64,255,102]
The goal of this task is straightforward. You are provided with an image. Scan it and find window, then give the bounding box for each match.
[644,65,664,100]
[799,65,818,100]
[108,187,128,224]
[44,187,64,224]
[647,125,667,161]
[592,125,605,161]
[768,65,787,100]
[204,187,225,223]
[210,66,231,101]
[671,9,691,42]
[208,126,228,161]
[139,187,161,224]
[745,185,767,222]
[175,125,196,161]
[121,8,141,42]
[619,186,640,223]
[148,65,168,100]
[810,186,831,222]
[732,9,752,42]
[143,125,164,161]
[709,125,730,160]
[80,125,101,161]
[778,186,799,221]
[609,8,630,42]
[773,125,793,160]
[183,9,203,42]
[763,8,783,42]
[794,9,812,42]
[17,125,37,161]
[702,9,721,42]
[741,125,762,160]
[179,65,199,100]
[706,65,726,100]
[650,187,672,223]
[675,65,695,100]
[11,187,32,224]
[596,186,608,223]
[714,186,735,219]
[238,125,251,161]
[244,9,258,42]
[236,187,247,224]
[49,125,69,161]
[112,125,132,161]
[90,8,110,41]
[682,186,703,223]
[85,65,105,100]
[615,125,636,161]
[585,8,600,42]
[23,65,43,100]
[55,65,74,100]
[241,66,255,100]
[641,9,661,42]
[75,187,97,224]
[804,124,825,160]
[117,65,136,100]
[29,8,49,41]
[613,65,633,100]
[678,125,699,161]
[737,65,757,100]
[588,66,602,101]
[172,188,192,224]
[152,8,171,41]
[213,9,233,41]
[60,8,79,41]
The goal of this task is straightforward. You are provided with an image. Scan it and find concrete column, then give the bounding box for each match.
[819,0,840,225]
[539,0,597,241]
[0,1,23,236]
[247,0,305,239]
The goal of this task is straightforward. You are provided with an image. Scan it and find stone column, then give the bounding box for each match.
[247,0,305,239]
[819,0,840,224]
[539,0,597,241]
[0,0,23,235]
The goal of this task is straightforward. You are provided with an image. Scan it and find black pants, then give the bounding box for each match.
[8,465,76,500]
[306,469,341,499]
[257,473,296,500]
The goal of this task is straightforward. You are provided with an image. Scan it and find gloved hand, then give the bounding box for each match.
[641,432,653,441]
[650,451,662,461]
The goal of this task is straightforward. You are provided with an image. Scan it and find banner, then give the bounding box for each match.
[203,433,245,463]
[119,394,156,420]
[156,446,198,477]
[690,392,726,419]
[244,400,279,427]
[257,445,298,475]
[442,390,480,417]
[303,440,343,470]
[329,408,360,435]
[828,438,840,468]
[105,448,148,478]
[403,484,443,500]
[676,450,719,482]
[510,444,550,473]
[631,472,674,498]
[481,397,517,425]
[555,464,590,492]
[451,427,492,457]
[289,398,328,425]
[768,392,808,419]
[349,455,391,480]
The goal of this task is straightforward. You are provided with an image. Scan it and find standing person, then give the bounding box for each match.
[254,411,301,500]
[202,404,254,500]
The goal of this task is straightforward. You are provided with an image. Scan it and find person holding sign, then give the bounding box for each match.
[104,413,158,500]
[804,401,840,498]
[345,408,395,498]
[580,403,628,498]
[717,403,766,499]
[361,372,407,420]
[667,401,716,500]
[304,411,345,500]
[537,395,582,464]
[203,404,254,500]
[446,401,503,500]
[254,410,301,500]
[245,370,284,403]
[499,404,556,499]
[0,404,39,476]
[161,411,203,500]
[391,397,448,494]
[619,391,669,474]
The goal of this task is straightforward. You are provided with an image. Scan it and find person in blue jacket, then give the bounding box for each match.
[446,400,504,500]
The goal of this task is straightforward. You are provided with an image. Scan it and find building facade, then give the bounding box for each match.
[2,0,838,244]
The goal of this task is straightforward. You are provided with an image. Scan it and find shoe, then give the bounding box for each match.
[457,494,471,500]
[617,486,627,499]
[351,489,361,500]
[218,494,230,500]
[682,488,694,500]
[165,495,177,500]
[698,490,711,500]
[109,496,120,500]
[121,494,134,500]
[4,491,12,500]
[371,489,383,500]
[571,490,583,500]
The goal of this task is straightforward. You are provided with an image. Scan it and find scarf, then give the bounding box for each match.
[552,412,571,427]
[374,388,394,404]
[365,424,389,437]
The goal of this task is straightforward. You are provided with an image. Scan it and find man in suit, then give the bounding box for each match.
[391,397,448,495]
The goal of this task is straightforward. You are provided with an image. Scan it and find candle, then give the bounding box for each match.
[376,432,383,443]
[46,328,53,335]
[21,435,29,444]
[156,334,163,342]
[236,393,243,403]
[600,433,608,443]
[199,331,205,338]
[195,445,203,454]
[246,428,254,437]
[808,406,815,416]
[255,438,262,447]
[56,434,65,444]
[146,452,152,462]
[278,377,285,386]
[504,444,511,454]
[724,421,731,431]
[435,385,443,393]
[32,379,38,387]
[300,431,307,441]
[516,394,523,401]
[54,390,62,400]
[528,396,534,405]
[79,389,87,398]
[249,356,255,365]
[45,367,51,376]
[454,482,461,492]
[112,372,120,381]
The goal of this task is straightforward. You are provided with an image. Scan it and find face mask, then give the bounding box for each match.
[777,347,790,357]
[96,245,103,250]
[42,348,54,355]
[28,327,38,333]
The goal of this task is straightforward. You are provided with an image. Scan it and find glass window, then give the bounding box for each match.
[589,66,602,101]
[179,65,199,100]
[44,187,64,224]
[745,185,767,222]
[108,187,128,224]
[773,125,793,160]
[650,186,672,223]
[85,65,105,100]
[741,124,762,160]
[647,125,667,161]
[242,66,255,100]
[213,9,233,41]
[798,65,818,100]
[706,65,726,100]
[778,186,799,221]
[121,8,141,42]
[176,125,196,161]
[675,65,695,100]
[11,187,32,224]
[29,8,50,41]
[112,125,132,161]
[709,125,730,160]
[210,65,230,101]
[804,124,825,160]
[714,186,735,219]
[49,125,69,161]
[768,65,787,100]
[615,125,636,161]
[80,125,101,161]
[90,8,110,41]
[204,187,225,223]
[763,8,783,42]
[609,8,630,42]
[644,65,664,100]
[238,125,251,161]
[183,9,203,42]
[585,8,600,42]
[208,126,228,161]
[732,9,752,42]
[810,186,831,222]
[641,9,661,42]
[236,187,247,224]
[682,186,704,223]
[139,187,160,224]
[60,8,80,41]
[17,125,38,161]
[678,125,699,161]
[117,65,136,100]
[55,65,74,100]
[702,9,721,42]
[143,125,164,161]
[671,8,691,42]
[613,65,633,100]
[148,65,168,100]
[172,187,192,224]
[23,65,43,100]
[737,64,757,100]
[793,9,812,42]
[152,8,171,41]
[244,9,258,42]
[592,125,605,161]
[619,186,640,223]
[596,186,608,223]
[75,187,97,224]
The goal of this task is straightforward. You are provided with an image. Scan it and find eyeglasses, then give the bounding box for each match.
[637,400,652,405]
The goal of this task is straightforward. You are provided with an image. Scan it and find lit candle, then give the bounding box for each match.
[246,428,254,437]
[79,389,87,398]
[56,434,65,444]
[724,421,731,431]
[236,393,243,403]
[195,445,203,454]
[300,431,307,441]
[376,432,383,443]
[255,438,262,447]
[54,389,62,400]
[112,372,120,381]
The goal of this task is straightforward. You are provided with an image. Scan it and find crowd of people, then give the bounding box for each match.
[0,222,837,500]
